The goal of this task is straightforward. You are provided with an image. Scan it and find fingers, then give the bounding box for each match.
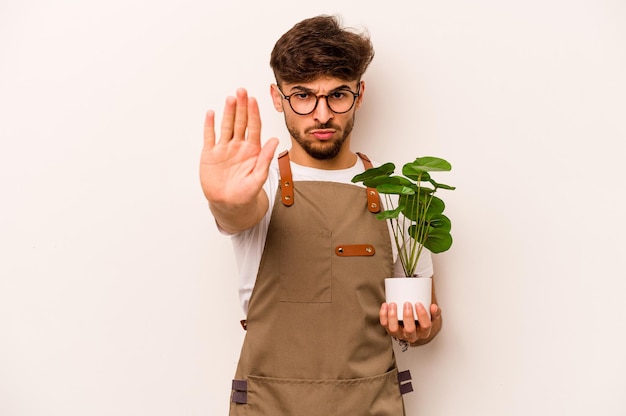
[401,302,417,333]
[394,303,419,343]
[216,88,264,145]
[219,95,237,143]
[233,88,249,140]
[203,110,216,150]
[379,302,390,328]
[380,302,432,344]
[218,89,247,143]
[380,302,407,336]
[430,304,441,321]
[415,303,432,336]
[246,96,262,145]
[387,303,400,333]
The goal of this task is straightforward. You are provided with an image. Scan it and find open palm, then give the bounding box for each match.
[200,89,279,209]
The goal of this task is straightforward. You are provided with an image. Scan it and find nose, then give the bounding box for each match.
[312,96,334,124]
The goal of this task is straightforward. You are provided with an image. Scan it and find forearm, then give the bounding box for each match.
[209,190,269,234]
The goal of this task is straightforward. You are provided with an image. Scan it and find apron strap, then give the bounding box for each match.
[356,152,382,213]
[277,151,381,213]
[278,150,294,207]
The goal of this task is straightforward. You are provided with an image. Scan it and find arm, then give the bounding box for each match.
[379,275,443,346]
[200,89,279,233]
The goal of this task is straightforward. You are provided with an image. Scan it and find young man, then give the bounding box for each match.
[200,15,442,415]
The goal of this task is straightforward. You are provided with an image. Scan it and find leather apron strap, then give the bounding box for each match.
[278,150,381,213]
[277,150,294,206]
[356,152,382,213]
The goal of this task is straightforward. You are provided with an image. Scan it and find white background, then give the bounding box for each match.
[1,1,625,415]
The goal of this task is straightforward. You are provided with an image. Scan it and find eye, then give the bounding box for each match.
[330,91,349,100]
[292,92,311,100]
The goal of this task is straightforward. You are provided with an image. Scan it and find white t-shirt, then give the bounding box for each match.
[227,156,434,314]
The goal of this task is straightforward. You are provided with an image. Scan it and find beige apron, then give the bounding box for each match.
[230,151,411,415]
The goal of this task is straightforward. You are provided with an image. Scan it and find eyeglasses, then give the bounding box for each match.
[276,84,360,115]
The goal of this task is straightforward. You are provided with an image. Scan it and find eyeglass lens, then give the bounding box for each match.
[291,92,355,114]
[279,85,360,115]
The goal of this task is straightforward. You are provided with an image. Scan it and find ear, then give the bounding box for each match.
[270,84,284,112]
[355,80,365,110]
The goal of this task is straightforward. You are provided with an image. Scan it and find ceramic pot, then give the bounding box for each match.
[384,276,432,322]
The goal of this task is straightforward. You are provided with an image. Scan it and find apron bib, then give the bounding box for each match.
[230,152,406,416]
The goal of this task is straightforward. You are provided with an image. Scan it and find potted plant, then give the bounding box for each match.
[352,156,455,321]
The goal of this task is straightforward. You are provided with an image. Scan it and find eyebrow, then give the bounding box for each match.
[288,84,355,94]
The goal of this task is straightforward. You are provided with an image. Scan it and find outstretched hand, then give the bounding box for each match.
[201,88,279,205]
[200,89,279,232]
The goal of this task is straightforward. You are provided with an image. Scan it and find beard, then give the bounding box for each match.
[286,115,355,160]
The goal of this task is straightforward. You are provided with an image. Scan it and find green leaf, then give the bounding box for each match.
[402,166,431,182]
[412,157,452,172]
[399,194,422,220]
[360,175,393,188]
[424,195,445,217]
[352,163,395,183]
[429,178,456,191]
[424,230,453,253]
[400,194,446,222]
[417,187,435,195]
[376,206,403,220]
[362,175,414,189]
[428,214,452,232]
[377,183,415,195]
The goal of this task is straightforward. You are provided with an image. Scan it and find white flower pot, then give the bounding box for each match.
[384,277,432,322]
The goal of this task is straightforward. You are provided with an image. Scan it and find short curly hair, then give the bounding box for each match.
[270,15,375,85]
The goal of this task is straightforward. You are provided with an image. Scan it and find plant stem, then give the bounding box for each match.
[386,194,407,276]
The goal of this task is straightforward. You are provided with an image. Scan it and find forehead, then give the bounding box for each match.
[281,77,359,92]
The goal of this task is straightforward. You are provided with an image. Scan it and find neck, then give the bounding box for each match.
[288,143,357,170]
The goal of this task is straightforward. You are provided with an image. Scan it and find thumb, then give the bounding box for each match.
[255,137,280,172]
[430,304,441,319]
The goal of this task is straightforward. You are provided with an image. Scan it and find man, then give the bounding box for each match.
[200,15,442,415]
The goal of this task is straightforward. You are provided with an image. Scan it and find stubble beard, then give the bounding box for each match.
[286,115,355,161]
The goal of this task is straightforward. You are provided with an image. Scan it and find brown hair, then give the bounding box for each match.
[270,15,375,85]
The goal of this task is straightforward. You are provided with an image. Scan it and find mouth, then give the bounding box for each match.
[310,129,336,141]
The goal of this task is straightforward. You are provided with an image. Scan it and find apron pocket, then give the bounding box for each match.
[279,228,332,303]
[235,369,403,416]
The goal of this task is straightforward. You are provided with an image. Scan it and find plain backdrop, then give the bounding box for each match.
[1,1,625,415]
